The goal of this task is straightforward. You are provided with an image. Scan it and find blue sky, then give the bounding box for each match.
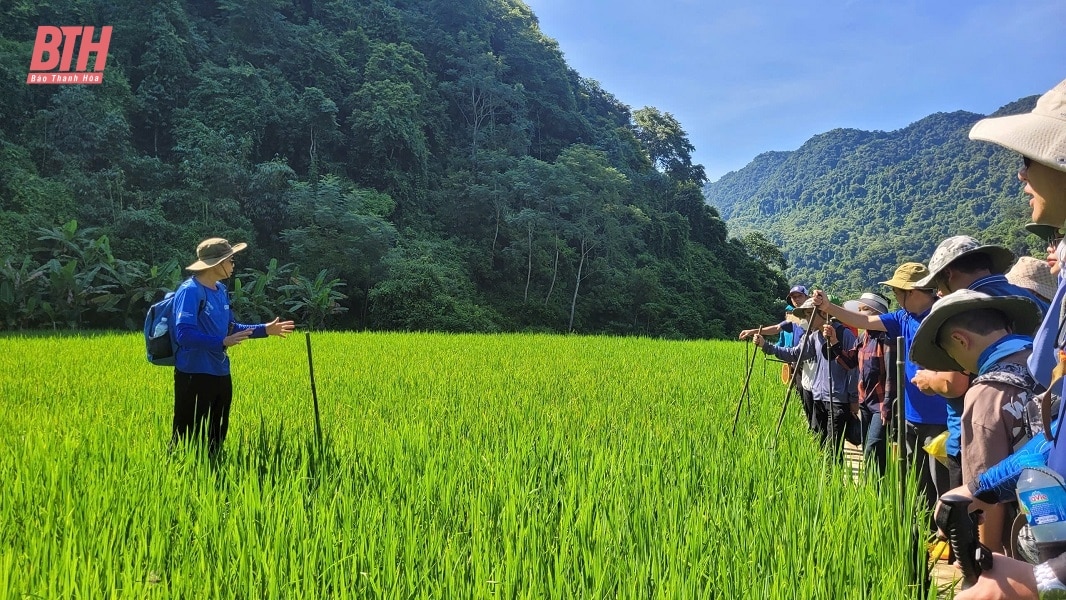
[522,0,1066,182]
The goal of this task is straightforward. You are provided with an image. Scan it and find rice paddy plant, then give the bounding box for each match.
[0,332,934,598]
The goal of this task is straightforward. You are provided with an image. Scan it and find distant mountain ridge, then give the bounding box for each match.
[704,97,1042,297]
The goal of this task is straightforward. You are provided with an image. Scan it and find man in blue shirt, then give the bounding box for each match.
[171,237,295,455]
[915,235,1050,315]
[912,236,1052,501]
[812,263,956,527]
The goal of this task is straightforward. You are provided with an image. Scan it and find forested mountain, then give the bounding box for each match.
[704,97,1042,298]
[0,0,788,338]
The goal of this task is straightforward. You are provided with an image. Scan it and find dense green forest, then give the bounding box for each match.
[0,0,789,338]
[704,98,1043,298]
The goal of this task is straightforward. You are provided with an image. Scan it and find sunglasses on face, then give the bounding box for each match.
[1020,156,1034,178]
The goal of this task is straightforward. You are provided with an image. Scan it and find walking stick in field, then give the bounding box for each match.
[732,326,763,435]
[896,336,906,482]
[305,332,323,447]
[772,318,817,449]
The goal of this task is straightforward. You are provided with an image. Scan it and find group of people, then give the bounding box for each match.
[739,78,1066,599]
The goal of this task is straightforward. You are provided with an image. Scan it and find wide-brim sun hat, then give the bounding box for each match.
[792,297,826,321]
[793,296,840,321]
[844,292,890,315]
[914,235,1015,288]
[910,290,1043,372]
[1006,256,1057,302]
[186,237,248,271]
[969,78,1066,175]
[879,262,934,290]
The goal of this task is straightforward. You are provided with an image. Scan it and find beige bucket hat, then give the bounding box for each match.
[969,78,1066,174]
[910,289,1042,372]
[186,237,247,271]
[914,235,1015,288]
[879,262,934,291]
[791,297,826,321]
[1006,256,1057,302]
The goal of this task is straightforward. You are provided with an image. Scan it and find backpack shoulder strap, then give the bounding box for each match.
[972,362,1038,394]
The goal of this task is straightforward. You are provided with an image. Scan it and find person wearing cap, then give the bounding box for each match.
[740,285,814,429]
[1025,222,1065,281]
[949,77,1066,600]
[826,292,896,475]
[1007,256,1058,304]
[912,290,1042,554]
[810,263,954,523]
[738,285,810,341]
[171,237,296,455]
[753,298,858,457]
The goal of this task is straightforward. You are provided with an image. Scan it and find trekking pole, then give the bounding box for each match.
[305,332,323,448]
[896,336,906,481]
[731,326,763,435]
[772,321,816,449]
[827,316,837,459]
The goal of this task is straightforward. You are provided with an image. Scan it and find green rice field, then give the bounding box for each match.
[0,332,935,598]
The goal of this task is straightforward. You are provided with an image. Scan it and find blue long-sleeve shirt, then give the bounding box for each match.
[172,278,266,376]
[763,325,858,404]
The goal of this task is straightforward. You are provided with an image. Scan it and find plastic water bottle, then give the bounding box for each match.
[1017,456,1066,561]
[153,316,168,338]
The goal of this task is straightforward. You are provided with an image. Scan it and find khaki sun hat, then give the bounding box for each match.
[910,290,1042,372]
[969,78,1066,174]
[879,262,934,290]
[844,292,890,315]
[186,237,248,271]
[1006,256,1057,302]
[914,235,1016,288]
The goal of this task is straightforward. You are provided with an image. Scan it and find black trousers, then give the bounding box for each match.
[799,388,816,432]
[814,401,850,460]
[172,370,233,455]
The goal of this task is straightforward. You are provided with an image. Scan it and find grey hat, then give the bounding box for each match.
[914,235,1015,288]
[910,290,1042,372]
[844,292,890,315]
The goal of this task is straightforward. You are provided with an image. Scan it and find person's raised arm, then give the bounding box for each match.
[811,290,887,332]
[740,323,781,340]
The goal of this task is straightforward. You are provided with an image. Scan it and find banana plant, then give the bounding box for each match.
[0,257,47,329]
[279,269,347,331]
[231,258,297,322]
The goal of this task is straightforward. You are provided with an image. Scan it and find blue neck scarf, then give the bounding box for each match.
[977,334,1033,375]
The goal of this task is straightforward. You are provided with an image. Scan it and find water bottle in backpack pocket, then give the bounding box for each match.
[144,280,204,367]
[144,292,178,366]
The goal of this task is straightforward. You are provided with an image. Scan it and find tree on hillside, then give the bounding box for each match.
[633,107,706,186]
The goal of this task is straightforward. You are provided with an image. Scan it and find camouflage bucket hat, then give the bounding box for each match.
[914,236,1015,288]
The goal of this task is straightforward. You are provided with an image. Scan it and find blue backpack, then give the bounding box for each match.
[144,281,204,366]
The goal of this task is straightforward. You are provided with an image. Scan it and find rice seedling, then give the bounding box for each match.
[0,332,933,598]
